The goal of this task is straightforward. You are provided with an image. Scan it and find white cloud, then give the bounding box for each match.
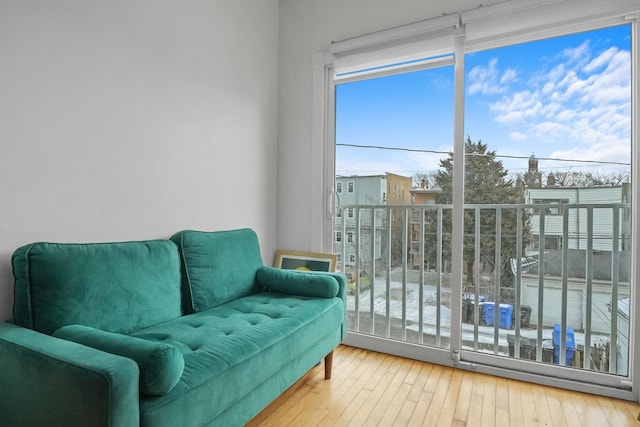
[500,68,518,85]
[335,148,449,177]
[335,156,402,177]
[532,121,571,140]
[581,49,630,104]
[541,102,562,118]
[542,81,555,95]
[509,131,527,141]
[467,58,518,95]
[404,151,450,173]
[549,140,630,166]
[560,39,591,66]
[584,47,617,73]
[555,109,577,122]
[479,35,631,168]
[490,91,542,123]
[565,78,588,98]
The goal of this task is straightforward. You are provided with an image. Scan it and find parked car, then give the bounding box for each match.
[346,271,372,294]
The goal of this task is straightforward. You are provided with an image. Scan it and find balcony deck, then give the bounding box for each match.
[338,203,631,373]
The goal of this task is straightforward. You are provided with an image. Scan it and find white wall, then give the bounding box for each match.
[0,0,279,321]
[276,0,503,253]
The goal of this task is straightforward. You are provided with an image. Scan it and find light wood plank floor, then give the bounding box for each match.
[247,345,640,426]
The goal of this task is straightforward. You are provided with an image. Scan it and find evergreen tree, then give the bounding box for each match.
[428,137,531,298]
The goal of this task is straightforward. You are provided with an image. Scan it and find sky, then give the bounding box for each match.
[335,24,631,181]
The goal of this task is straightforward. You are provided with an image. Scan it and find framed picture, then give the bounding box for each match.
[274,250,337,272]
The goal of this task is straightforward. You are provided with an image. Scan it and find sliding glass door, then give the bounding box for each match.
[335,59,454,351]
[334,22,634,394]
[461,24,632,385]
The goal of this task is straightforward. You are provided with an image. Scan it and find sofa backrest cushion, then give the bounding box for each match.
[170,228,263,312]
[12,240,183,335]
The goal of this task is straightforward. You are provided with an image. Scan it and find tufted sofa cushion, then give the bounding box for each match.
[133,292,345,427]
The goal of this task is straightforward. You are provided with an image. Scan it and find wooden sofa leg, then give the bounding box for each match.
[324,351,334,379]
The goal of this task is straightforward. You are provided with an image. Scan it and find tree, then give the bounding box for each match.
[412,172,437,189]
[509,169,631,187]
[429,137,531,297]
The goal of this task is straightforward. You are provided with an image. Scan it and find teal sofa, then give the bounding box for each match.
[0,228,347,427]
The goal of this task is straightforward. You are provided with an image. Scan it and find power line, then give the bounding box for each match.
[338,143,449,156]
[336,143,631,166]
[488,152,630,166]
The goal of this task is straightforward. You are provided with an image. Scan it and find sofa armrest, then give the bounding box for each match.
[256,266,342,298]
[0,322,140,427]
[328,271,348,340]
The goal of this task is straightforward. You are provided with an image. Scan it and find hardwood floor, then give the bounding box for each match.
[247,345,640,426]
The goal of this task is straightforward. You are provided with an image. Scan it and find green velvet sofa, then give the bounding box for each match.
[0,228,347,427]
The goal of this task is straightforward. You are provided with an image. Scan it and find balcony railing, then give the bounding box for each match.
[336,203,631,375]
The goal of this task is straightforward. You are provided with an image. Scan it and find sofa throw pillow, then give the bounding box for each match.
[256,266,340,298]
[54,324,184,396]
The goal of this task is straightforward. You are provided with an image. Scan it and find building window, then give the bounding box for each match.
[336,182,342,193]
[348,208,354,218]
[347,232,354,243]
[545,236,563,250]
[533,199,569,216]
[349,254,356,263]
[348,182,354,193]
[336,231,342,242]
[532,235,563,250]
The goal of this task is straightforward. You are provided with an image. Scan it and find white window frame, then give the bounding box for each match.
[312,0,640,401]
[347,181,354,193]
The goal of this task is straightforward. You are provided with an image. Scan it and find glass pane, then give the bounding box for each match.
[335,63,454,349]
[463,25,632,375]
